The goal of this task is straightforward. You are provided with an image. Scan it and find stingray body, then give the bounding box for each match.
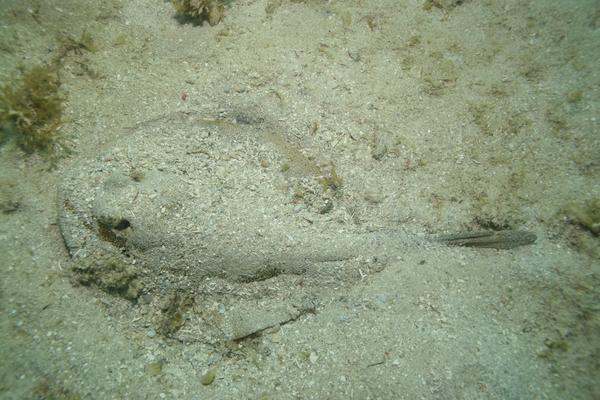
[57,112,413,295]
[56,112,536,340]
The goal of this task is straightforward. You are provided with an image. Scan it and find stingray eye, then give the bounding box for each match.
[97,214,131,231]
[113,218,131,231]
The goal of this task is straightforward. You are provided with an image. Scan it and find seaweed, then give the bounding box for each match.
[0,63,68,161]
[157,292,194,336]
[171,0,225,26]
[318,164,343,193]
[32,378,81,400]
[72,253,143,300]
[57,31,97,56]
[0,179,20,214]
[564,198,600,236]
[424,0,465,11]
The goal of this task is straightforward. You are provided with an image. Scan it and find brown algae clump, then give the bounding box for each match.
[171,0,224,26]
[0,64,67,159]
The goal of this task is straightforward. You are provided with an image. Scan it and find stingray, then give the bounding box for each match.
[57,111,535,339]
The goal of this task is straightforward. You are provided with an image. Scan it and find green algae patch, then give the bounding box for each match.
[0,63,68,161]
[200,367,217,385]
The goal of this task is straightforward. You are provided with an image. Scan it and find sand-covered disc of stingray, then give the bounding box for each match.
[57,111,536,340]
[57,111,412,302]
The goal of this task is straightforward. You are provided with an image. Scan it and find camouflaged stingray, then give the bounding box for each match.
[57,111,535,339]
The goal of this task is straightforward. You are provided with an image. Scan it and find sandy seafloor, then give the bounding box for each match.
[1,0,599,399]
